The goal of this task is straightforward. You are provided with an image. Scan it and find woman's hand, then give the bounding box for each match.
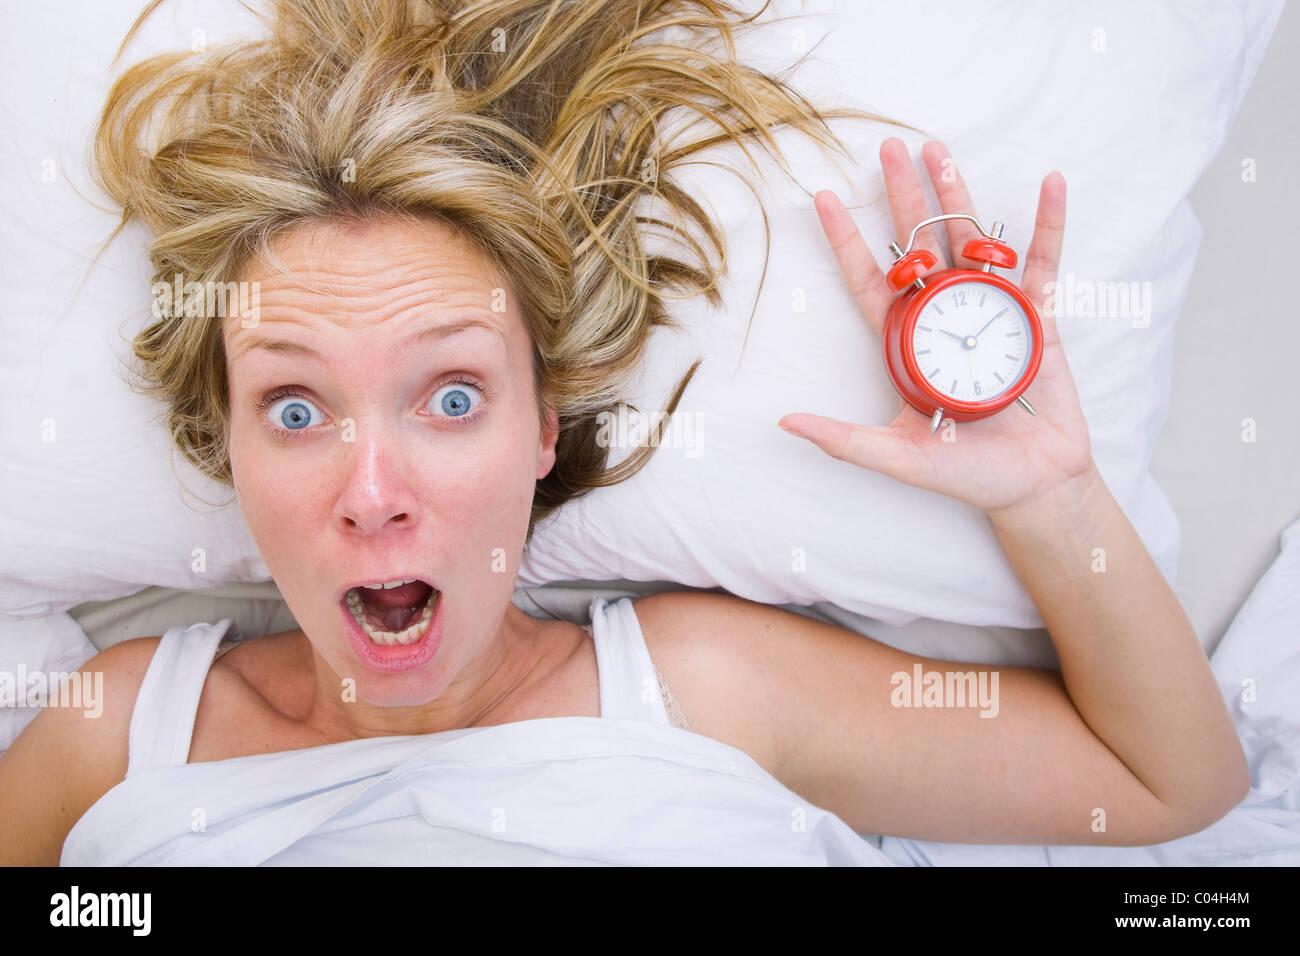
[779,138,1095,518]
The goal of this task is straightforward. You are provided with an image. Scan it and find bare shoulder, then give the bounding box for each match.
[631,589,903,795]
[631,590,813,777]
[203,630,313,717]
[39,635,163,780]
[188,630,322,762]
[0,636,163,864]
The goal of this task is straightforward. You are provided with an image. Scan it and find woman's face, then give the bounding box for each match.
[223,214,557,711]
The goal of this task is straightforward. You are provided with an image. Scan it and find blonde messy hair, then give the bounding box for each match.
[91,0,913,536]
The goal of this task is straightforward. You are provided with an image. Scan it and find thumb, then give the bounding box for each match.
[778,413,912,479]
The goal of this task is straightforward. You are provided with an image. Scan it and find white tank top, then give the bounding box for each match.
[64,596,896,866]
[122,596,685,777]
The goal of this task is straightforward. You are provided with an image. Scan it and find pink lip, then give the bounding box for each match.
[339,590,444,673]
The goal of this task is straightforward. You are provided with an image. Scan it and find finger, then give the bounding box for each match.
[813,189,892,336]
[778,413,918,483]
[920,140,982,269]
[880,137,945,267]
[1020,171,1067,341]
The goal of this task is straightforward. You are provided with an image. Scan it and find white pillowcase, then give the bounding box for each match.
[0,613,98,754]
[0,0,1284,625]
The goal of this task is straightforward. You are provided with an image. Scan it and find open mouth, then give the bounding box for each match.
[343,578,441,646]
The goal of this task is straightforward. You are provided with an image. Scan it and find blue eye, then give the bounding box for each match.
[256,377,486,440]
[266,395,321,432]
[432,381,482,419]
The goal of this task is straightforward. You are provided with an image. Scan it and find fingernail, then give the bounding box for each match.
[779,424,806,440]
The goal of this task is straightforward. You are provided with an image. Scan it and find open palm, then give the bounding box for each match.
[779,138,1094,516]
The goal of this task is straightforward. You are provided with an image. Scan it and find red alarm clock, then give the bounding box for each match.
[881,213,1043,436]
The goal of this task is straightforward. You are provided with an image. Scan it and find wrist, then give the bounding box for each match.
[985,460,1111,537]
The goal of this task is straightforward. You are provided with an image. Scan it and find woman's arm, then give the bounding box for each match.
[634,137,1248,846]
[637,465,1249,844]
[986,462,1249,829]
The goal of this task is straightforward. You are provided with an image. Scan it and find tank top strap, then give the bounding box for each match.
[586,596,674,727]
[126,618,240,778]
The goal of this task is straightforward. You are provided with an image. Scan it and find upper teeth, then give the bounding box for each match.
[362,578,418,590]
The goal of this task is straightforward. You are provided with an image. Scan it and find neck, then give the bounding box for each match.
[300,602,546,740]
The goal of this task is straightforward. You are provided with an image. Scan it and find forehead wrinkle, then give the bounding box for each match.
[231,316,507,365]
[227,278,513,364]
[228,217,521,366]
[248,260,501,314]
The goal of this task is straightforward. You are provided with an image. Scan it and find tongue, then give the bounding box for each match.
[356,582,434,634]
[359,581,432,610]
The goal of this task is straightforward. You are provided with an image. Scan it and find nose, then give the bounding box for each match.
[334,434,421,535]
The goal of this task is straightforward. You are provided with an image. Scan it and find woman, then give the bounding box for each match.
[0,0,1247,864]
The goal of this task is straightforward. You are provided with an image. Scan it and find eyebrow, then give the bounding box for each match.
[238,317,505,363]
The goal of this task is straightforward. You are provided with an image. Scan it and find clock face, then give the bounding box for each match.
[909,281,1033,403]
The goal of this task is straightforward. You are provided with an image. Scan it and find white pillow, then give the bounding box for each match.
[519,0,1284,627]
[0,0,1283,626]
[0,613,98,755]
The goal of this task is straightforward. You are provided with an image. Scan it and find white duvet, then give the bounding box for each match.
[60,715,894,866]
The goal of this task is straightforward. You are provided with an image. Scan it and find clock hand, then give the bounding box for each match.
[938,328,964,341]
[971,315,998,341]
